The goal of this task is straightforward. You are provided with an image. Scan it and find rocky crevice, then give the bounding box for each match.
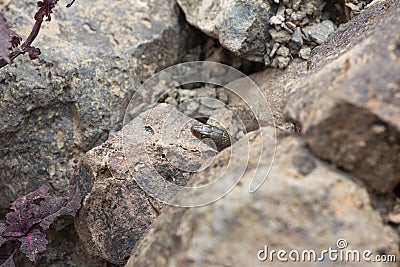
[0,0,399,266]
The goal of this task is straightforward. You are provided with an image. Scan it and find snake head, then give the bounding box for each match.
[191,123,231,151]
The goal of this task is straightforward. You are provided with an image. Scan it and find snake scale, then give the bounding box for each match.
[191,124,231,151]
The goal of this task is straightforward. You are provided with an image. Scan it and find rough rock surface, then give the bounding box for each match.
[161,59,307,139]
[177,0,349,66]
[0,0,189,209]
[285,0,400,193]
[241,58,307,129]
[12,219,107,267]
[126,128,398,267]
[177,0,274,62]
[73,104,216,265]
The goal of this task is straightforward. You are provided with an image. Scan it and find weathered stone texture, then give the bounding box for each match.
[73,104,215,265]
[177,0,343,67]
[247,59,307,129]
[0,0,189,208]
[285,1,400,193]
[160,59,307,140]
[126,128,398,267]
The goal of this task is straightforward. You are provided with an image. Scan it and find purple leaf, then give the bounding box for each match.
[38,186,82,230]
[18,229,47,262]
[4,186,49,237]
[27,47,41,60]
[1,185,81,265]
[9,185,49,211]
[3,218,40,237]
[0,19,19,67]
[1,0,77,68]
[0,13,21,65]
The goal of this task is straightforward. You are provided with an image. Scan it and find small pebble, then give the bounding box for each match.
[272,56,290,69]
[308,20,336,44]
[285,8,293,16]
[269,29,292,43]
[282,23,294,34]
[291,28,304,46]
[292,0,301,11]
[277,46,290,57]
[261,0,370,68]
[269,15,284,25]
[269,42,280,57]
[285,21,296,31]
[299,47,311,60]
[291,10,306,21]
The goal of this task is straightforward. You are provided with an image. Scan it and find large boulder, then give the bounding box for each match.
[285,1,400,193]
[73,104,216,265]
[126,127,398,266]
[0,0,190,209]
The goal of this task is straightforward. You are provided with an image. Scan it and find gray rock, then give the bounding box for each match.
[176,0,334,65]
[176,1,373,67]
[177,0,273,62]
[291,27,304,46]
[200,97,225,109]
[201,39,265,73]
[292,0,302,11]
[290,10,307,21]
[162,84,222,123]
[306,20,336,44]
[272,55,291,69]
[73,104,216,265]
[126,128,399,267]
[0,0,189,209]
[268,42,281,58]
[173,58,306,135]
[286,21,297,30]
[277,46,290,57]
[299,46,311,59]
[285,1,400,193]
[226,59,307,131]
[218,1,273,62]
[157,59,306,149]
[269,15,284,26]
[269,28,292,43]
